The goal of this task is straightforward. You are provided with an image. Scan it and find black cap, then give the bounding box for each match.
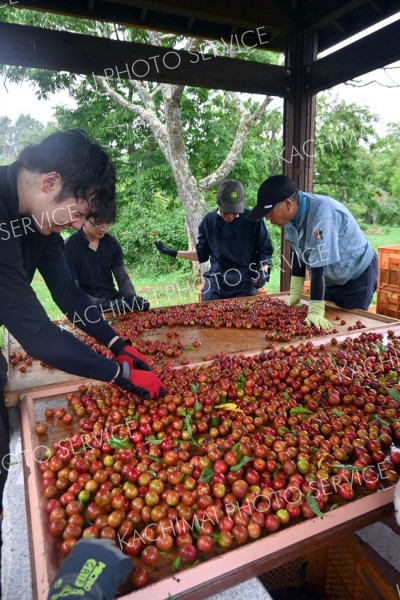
[217,180,244,214]
[247,175,297,221]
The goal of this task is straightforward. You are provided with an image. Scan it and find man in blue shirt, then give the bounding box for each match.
[247,175,377,329]
[155,180,273,301]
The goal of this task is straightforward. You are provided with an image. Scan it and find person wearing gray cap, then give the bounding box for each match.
[155,180,273,301]
[247,175,377,329]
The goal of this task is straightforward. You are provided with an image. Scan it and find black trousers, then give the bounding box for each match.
[0,352,10,512]
[324,253,378,310]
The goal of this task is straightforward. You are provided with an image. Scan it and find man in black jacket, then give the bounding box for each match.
[0,130,165,511]
[65,216,149,316]
[155,180,273,300]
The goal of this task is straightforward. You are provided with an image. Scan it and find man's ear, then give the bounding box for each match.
[40,171,62,193]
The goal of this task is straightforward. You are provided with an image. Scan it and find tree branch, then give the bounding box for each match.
[228,92,243,116]
[200,96,272,191]
[94,76,169,156]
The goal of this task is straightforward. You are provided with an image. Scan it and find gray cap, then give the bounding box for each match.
[217,180,244,214]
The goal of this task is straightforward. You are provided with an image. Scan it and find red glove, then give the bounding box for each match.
[110,338,150,371]
[114,362,165,399]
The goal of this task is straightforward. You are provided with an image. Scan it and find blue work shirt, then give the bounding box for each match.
[196,208,273,286]
[285,192,373,285]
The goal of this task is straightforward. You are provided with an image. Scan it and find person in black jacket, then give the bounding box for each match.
[65,216,149,315]
[155,180,273,301]
[0,130,165,511]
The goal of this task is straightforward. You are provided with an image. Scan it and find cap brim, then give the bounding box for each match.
[218,201,244,214]
[246,203,273,221]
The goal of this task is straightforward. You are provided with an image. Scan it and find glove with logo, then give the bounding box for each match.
[114,361,166,399]
[304,301,333,330]
[110,337,151,371]
[285,276,305,306]
[47,538,132,600]
[154,240,177,258]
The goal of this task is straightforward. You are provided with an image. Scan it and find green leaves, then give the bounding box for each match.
[190,384,200,393]
[108,436,130,450]
[370,414,390,427]
[199,464,214,484]
[386,388,400,403]
[172,557,181,572]
[290,407,315,415]
[331,464,365,472]
[231,456,252,471]
[306,492,325,518]
[332,409,342,417]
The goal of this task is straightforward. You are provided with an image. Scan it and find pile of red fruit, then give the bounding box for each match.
[38,331,400,591]
[10,297,368,372]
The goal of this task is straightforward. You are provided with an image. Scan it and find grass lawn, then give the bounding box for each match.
[1,225,399,351]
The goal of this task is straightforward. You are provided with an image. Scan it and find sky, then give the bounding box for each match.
[1,13,400,135]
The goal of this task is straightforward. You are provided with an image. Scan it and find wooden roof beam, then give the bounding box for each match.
[13,0,293,33]
[308,17,400,93]
[0,21,289,96]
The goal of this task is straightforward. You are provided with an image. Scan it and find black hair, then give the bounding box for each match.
[18,129,116,222]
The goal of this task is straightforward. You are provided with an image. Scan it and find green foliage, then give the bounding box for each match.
[313,95,377,205]
[110,201,192,276]
[0,114,55,163]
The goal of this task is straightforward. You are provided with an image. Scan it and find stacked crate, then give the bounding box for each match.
[377,245,400,319]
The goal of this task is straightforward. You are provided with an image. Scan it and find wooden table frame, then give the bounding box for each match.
[21,381,396,600]
[5,294,400,406]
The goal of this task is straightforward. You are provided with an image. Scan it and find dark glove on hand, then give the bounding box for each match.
[114,362,166,399]
[47,538,132,600]
[253,269,268,288]
[110,337,151,371]
[154,240,177,258]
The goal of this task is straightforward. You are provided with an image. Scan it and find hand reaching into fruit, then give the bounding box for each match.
[110,338,151,371]
[304,301,333,330]
[113,361,165,399]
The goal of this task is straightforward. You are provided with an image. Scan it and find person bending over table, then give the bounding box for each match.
[65,216,149,315]
[0,130,165,513]
[155,180,274,301]
[247,175,377,330]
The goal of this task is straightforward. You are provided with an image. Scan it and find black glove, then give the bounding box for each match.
[252,268,269,288]
[154,240,177,258]
[114,361,166,399]
[110,337,151,371]
[47,539,131,600]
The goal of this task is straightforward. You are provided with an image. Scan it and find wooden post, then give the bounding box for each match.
[281,29,317,291]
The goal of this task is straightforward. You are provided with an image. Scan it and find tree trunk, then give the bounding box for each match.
[163,89,208,249]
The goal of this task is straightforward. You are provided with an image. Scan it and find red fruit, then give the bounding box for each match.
[389,450,400,467]
[141,545,159,566]
[123,536,144,557]
[179,543,197,563]
[36,423,48,435]
[55,408,67,419]
[197,535,214,553]
[232,480,249,499]
[265,514,280,532]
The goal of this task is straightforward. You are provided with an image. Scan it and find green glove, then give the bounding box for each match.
[285,276,305,306]
[304,301,333,330]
